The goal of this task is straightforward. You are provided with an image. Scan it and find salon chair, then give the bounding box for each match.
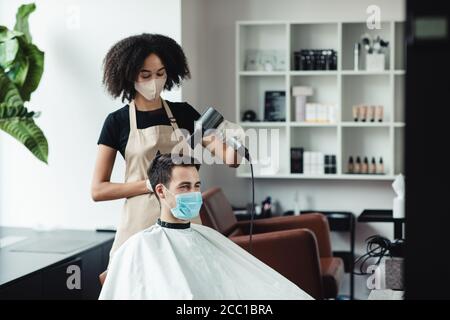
[200,187,344,299]
[231,228,323,299]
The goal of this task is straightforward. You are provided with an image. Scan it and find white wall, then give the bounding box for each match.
[181,0,405,255]
[0,0,182,229]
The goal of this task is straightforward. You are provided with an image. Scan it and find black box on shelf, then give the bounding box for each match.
[291,147,304,173]
[324,154,337,174]
[264,91,286,121]
[293,49,337,71]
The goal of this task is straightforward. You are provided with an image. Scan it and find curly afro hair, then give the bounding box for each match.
[102,33,191,102]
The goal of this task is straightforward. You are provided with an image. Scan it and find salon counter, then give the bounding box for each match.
[0,226,115,300]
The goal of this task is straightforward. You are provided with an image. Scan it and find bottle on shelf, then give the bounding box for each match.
[376,105,384,122]
[369,106,376,122]
[348,156,354,173]
[378,157,385,174]
[261,196,272,218]
[361,105,368,122]
[354,43,360,71]
[370,157,377,174]
[362,157,369,174]
[354,156,361,174]
[352,105,359,122]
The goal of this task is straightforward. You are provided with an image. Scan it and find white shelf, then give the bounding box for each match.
[341,122,391,127]
[341,70,391,75]
[290,71,338,76]
[239,71,286,76]
[240,70,405,76]
[289,122,337,127]
[238,121,405,128]
[236,20,405,180]
[237,172,396,181]
[239,122,287,127]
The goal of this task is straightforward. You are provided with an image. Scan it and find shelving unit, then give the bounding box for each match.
[235,20,405,180]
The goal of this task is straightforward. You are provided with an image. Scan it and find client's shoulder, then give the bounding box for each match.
[191,223,223,235]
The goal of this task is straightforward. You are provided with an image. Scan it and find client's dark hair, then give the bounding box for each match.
[147,153,200,201]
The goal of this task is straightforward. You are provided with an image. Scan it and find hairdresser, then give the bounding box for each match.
[91,33,245,258]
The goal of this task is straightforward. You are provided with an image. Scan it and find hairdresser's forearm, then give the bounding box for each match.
[91,180,148,201]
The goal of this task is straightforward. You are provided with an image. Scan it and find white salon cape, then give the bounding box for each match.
[99,220,313,300]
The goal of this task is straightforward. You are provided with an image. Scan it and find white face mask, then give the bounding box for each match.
[134,77,166,101]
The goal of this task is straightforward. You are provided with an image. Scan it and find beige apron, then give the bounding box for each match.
[109,99,202,258]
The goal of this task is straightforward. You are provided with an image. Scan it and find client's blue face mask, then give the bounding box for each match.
[163,186,203,220]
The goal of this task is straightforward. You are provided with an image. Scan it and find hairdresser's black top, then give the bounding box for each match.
[97,101,200,157]
[157,218,191,229]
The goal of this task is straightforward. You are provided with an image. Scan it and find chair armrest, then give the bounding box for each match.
[236,213,333,257]
[230,228,323,299]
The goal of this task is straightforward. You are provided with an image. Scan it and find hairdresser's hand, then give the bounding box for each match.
[145,179,154,193]
[217,120,246,146]
[202,120,246,168]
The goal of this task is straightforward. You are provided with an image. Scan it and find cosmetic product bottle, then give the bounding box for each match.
[354,156,361,174]
[369,106,376,122]
[370,157,377,174]
[354,43,360,71]
[261,196,272,218]
[324,155,330,174]
[362,157,369,174]
[378,157,384,174]
[352,105,359,122]
[376,105,384,122]
[361,105,368,122]
[331,155,337,174]
[348,156,354,174]
[294,190,300,216]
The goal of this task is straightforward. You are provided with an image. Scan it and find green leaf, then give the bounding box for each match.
[0,26,24,42]
[0,118,48,164]
[0,102,35,119]
[0,27,23,69]
[0,66,24,108]
[4,35,43,101]
[0,38,20,69]
[6,47,30,88]
[0,67,48,163]
[13,3,36,43]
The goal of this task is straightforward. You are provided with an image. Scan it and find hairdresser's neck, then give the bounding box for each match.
[134,94,162,111]
[160,207,190,224]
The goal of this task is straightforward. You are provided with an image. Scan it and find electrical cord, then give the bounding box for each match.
[353,235,403,276]
[249,161,255,254]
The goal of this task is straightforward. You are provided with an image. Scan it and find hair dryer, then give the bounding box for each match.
[188,107,251,161]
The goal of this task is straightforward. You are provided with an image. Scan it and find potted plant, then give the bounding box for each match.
[0,3,48,163]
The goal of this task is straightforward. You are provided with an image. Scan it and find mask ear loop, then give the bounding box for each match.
[160,185,176,211]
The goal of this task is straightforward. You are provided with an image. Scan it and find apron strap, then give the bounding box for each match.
[162,99,183,141]
[129,100,138,132]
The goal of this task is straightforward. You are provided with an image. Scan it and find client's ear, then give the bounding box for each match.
[155,183,166,199]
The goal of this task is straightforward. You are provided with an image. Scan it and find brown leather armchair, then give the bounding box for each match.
[200,187,344,299]
[231,228,323,299]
